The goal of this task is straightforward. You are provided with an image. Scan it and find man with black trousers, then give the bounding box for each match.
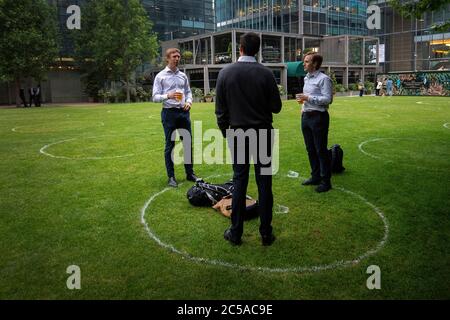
[152,48,199,187]
[215,32,282,246]
[296,52,333,193]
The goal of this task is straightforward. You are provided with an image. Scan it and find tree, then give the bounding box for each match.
[73,0,159,103]
[0,0,59,106]
[390,0,450,32]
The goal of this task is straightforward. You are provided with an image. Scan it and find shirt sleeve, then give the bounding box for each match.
[267,72,282,114]
[215,70,229,136]
[308,76,333,106]
[152,74,168,102]
[184,75,193,104]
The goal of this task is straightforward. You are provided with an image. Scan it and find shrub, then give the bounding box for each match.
[277,84,286,96]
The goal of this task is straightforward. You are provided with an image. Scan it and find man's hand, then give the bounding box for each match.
[183,102,191,111]
[167,91,177,99]
[298,93,309,103]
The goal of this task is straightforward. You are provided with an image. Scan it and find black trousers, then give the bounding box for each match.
[301,111,331,184]
[227,128,274,240]
[161,108,193,178]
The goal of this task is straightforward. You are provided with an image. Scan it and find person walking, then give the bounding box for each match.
[376,80,382,96]
[386,78,394,96]
[215,32,282,246]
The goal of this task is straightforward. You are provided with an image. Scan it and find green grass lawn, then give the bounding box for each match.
[0,96,449,299]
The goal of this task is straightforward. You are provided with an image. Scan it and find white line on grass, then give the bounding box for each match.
[141,174,389,273]
[40,135,154,160]
[358,137,448,171]
[444,123,450,129]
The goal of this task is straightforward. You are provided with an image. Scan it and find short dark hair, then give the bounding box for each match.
[304,52,323,70]
[240,32,260,56]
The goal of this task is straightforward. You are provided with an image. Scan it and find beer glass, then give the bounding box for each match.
[175,89,183,102]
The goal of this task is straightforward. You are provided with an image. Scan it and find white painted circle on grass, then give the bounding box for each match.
[141,175,389,273]
[358,137,449,171]
[40,135,154,160]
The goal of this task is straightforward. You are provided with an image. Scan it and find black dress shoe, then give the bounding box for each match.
[167,177,178,188]
[261,234,276,246]
[301,177,321,186]
[315,183,332,193]
[224,228,242,246]
[186,173,200,182]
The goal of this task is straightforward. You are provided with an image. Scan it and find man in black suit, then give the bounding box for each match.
[34,85,42,107]
[28,87,35,107]
[215,32,282,246]
[19,87,28,108]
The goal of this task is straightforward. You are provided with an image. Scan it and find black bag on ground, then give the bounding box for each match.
[186,180,234,207]
[329,144,345,173]
[187,180,259,220]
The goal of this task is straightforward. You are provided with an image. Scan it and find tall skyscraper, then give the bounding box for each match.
[215,0,368,36]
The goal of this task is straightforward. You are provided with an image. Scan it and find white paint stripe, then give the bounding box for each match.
[444,123,450,129]
[358,138,393,160]
[141,174,389,273]
[40,135,154,160]
[358,137,448,171]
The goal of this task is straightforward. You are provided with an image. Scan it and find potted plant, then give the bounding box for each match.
[191,87,204,103]
[182,50,193,64]
[204,89,215,102]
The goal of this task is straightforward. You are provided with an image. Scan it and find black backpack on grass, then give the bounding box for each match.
[329,144,345,173]
[186,180,234,207]
[186,180,259,221]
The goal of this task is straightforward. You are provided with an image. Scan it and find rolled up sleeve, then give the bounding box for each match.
[308,77,333,105]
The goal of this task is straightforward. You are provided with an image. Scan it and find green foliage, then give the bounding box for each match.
[335,83,347,93]
[191,87,204,99]
[277,84,287,96]
[73,0,159,102]
[0,0,59,82]
[390,0,450,32]
[390,0,449,19]
[136,86,151,101]
[182,50,193,64]
[326,71,338,93]
[348,83,359,91]
[364,81,375,94]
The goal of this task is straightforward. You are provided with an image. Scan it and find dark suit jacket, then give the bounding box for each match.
[215,60,282,133]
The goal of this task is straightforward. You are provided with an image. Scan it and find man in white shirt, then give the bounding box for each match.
[296,52,333,193]
[152,48,199,187]
[376,80,382,96]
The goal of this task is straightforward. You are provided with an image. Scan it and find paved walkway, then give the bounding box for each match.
[0,103,103,109]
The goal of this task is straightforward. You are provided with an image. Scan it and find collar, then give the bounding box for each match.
[306,70,321,78]
[238,56,257,63]
[165,66,179,73]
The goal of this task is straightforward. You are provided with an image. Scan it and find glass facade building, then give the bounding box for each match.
[141,0,215,41]
[50,0,216,56]
[216,0,368,36]
[368,0,450,73]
